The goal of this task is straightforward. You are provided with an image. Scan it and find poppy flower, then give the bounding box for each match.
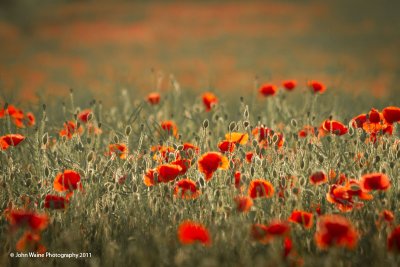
[283,237,293,258]
[248,179,274,199]
[147,92,160,105]
[382,106,400,124]
[86,123,102,135]
[8,210,49,231]
[320,120,348,136]
[360,173,390,191]
[315,215,358,249]
[289,210,313,229]
[44,195,69,209]
[368,108,382,123]
[143,168,157,186]
[388,226,400,252]
[16,231,46,254]
[174,179,200,199]
[251,221,289,244]
[198,152,229,181]
[308,80,326,94]
[282,80,297,91]
[0,104,26,127]
[259,84,278,97]
[26,112,35,126]
[0,134,25,150]
[218,140,236,153]
[234,196,253,212]
[182,143,199,154]
[245,152,254,163]
[78,109,92,123]
[202,92,218,111]
[109,143,128,159]
[377,210,395,228]
[234,171,241,190]
[351,114,367,128]
[59,121,83,139]
[225,132,249,145]
[53,170,82,193]
[171,159,191,175]
[157,164,182,183]
[151,145,177,162]
[267,221,290,236]
[298,125,315,138]
[161,120,178,137]
[252,126,284,148]
[178,221,211,246]
[310,171,327,185]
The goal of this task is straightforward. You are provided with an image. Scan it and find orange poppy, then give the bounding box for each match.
[16,231,46,254]
[234,196,253,212]
[225,132,249,145]
[308,80,326,93]
[157,164,182,183]
[151,145,177,162]
[86,123,103,135]
[320,120,348,136]
[0,134,25,150]
[174,179,200,199]
[382,106,400,124]
[8,210,49,231]
[44,195,69,209]
[360,173,390,191]
[202,92,218,111]
[161,120,178,137]
[289,210,313,229]
[298,125,315,138]
[143,168,157,186]
[78,109,92,123]
[248,179,274,199]
[109,143,128,159]
[282,80,297,91]
[259,84,278,97]
[178,221,211,246]
[252,126,284,148]
[198,152,229,181]
[147,92,160,105]
[388,226,400,252]
[53,170,82,193]
[218,140,236,153]
[309,171,327,185]
[59,121,83,139]
[315,215,358,249]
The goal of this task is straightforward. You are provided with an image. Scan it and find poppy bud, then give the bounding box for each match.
[42,133,48,146]
[243,121,250,129]
[203,119,209,129]
[290,119,297,128]
[229,122,236,132]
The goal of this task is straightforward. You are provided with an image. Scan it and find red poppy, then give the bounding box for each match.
[289,210,313,229]
[198,152,229,181]
[382,106,400,124]
[202,92,218,111]
[143,168,157,186]
[178,221,211,246]
[157,164,182,183]
[174,179,200,199]
[282,80,297,91]
[0,104,25,127]
[381,210,394,223]
[234,196,253,212]
[298,125,315,138]
[283,237,293,258]
[252,126,284,148]
[259,84,278,97]
[234,171,241,190]
[225,132,249,145]
[360,173,390,191]
[320,120,348,136]
[267,221,290,236]
[309,171,327,185]
[109,143,128,159]
[171,159,191,175]
[351,114,367,128]
[182,143,199,154]
[53,170,82,193]
[248,179,274,199]
[368,108,382,123]
[161,120,178,137]
[245,152,254,163]
[0,134,25,150]
[26,112,36,126]
[16,231,46,254]
[8,210,49,231]
[388,226,400,252]
[251,221,289,244]
[218,140,236,153]
[147,92,160,105]
[308,80,326,93]
[78,109,92,123]
[315,215,358,249]
[44,195,69,209]
[59,121,83,139]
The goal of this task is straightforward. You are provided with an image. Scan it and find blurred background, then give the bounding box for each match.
[0,0,399,104]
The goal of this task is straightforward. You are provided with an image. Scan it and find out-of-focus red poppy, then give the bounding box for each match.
[289,210,313,229]
[388,226,400,252]
[283,237,293,259]
[251,224,271,244]
[174,179,200,199]
[86,123,102,135]
[308,80,326,94]
[252,126,284,148]
[309,171,327,185]
[382,106,400,124]
[245,152,254,163]
[315,215,358,249]
[44,195,69,210]
[267,221,290,236]
[16,231,46,254]
[0,134,25,150]
[377,210,395,228]
[59,121,83,139]
[26,112,35,126]
[147,92,160,105]
[198,152,229,181]
[78,109,92,123]
[282,80,297,91]
[360,173,390,191]
[182,143,199,155]
[319,120,348,136]
[0,104,27,128]
[202,92,218,111]
[259,84,278,97]
[234,196,253,212]
[225,132,249,145]
[53,170,82,193]
[178,221,211,246]
[251,221,290,244]
[218,140,236,153]
[8,210,49,231]
[157,164,182,183]
[161,120,178,137]
[143,168,157,186]
[248,179,274,199]
[109,143,128,159]
[298,125,315,138]
[234,171,241,190]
